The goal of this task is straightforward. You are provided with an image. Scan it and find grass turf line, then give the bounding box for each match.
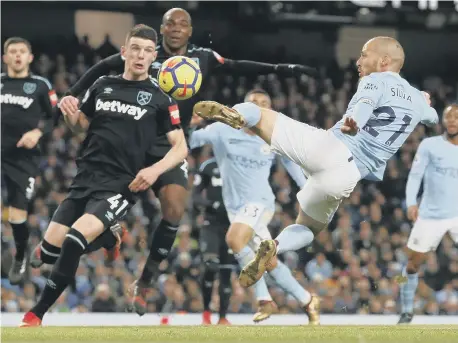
[2,326,458,343]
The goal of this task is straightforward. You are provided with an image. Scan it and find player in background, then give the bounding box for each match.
[193,157,233,325]
[189,89,320,325]
[193,37,439,290]
[20,24,187,327]
[1,37,57,284]
[398,104,458,324]
[58,8,317,308]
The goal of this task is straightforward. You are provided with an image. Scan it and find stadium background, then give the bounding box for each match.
[1,1,458,318]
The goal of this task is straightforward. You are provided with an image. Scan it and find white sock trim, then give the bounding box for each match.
[40,245,60,257]
[9,219,27,224]
[66,234,86,250]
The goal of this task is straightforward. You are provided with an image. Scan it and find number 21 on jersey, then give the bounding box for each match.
[362,106,412,146]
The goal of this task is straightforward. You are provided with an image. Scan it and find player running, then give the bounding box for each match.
[19,24,187,327]
[398,104,458,324]
[189,89,320,324]
[193,157,233,325]
[193,36,439,289]
[1,37,57,284]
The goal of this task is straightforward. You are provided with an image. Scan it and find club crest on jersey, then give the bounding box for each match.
[23,82,36,94]
[260,144,271,155]
[137,91,152,106]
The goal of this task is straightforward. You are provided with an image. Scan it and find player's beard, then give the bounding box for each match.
[164,38,187,54]
[446,131,458,139]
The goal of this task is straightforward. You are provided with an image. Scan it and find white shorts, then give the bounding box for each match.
[271,113,361,223]
[407,217,458,253]
[227,203,274,251]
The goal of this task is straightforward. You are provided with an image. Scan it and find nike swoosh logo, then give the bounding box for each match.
[178,80,188,97]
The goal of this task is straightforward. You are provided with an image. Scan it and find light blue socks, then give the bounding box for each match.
[400,266,418,314]
[233,102,261,128]
[234,245,272,301]
[276,224,314,254]
[269,260,311,306]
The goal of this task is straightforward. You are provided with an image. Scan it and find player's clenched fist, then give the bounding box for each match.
[129,166,161,192]
[17,128,43,149]
[59,95,80,124]
[407,205,419,222]
[340,116,359,136]
[421,91,431,106]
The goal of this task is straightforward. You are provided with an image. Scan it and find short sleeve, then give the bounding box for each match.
[354,75,384,108]
[79,80,101,118]
[421,106,439,126]
[36,77,57,118]
[157,95,181,136]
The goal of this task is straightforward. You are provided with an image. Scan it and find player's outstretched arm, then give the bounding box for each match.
[63,110,90,134]
[221,58,318,77]
[129,129,188,193]
[60,95,91,133]
[206,48,317,77]
[154,128,188,174]
[67,53,123,97]
[405,141,430,221]
[189,123,219,150]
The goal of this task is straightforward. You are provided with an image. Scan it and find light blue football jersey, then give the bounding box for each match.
[332,71,439,181]
[190,123,306,213]
[406,136,458,220]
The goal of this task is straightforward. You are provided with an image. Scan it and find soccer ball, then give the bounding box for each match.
[158,56,202,100]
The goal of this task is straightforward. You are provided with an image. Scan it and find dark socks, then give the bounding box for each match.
[40,240,61,264]
[218,266,232,318]
[202,268,216,311]
[139,219,178,284]
[31,229,87,319]
[84,229,117,254]
[11,221,29,261]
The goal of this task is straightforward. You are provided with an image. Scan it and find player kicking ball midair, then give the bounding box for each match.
[193,36,439,290]
[19,24,187,327]
[1,37,57,284]
[398,104,458,324]
[190,89,320,324]
[57,7,317,316]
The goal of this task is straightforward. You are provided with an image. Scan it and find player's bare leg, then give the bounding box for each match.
[8,207,30,284]
[30,222,69,269]
[132,184,188,316]
[226,223,277,322]
[30,221,124,269]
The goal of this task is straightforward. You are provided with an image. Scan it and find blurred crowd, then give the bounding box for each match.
[2,35,458,316]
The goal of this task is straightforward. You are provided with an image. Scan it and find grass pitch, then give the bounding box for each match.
[2,326,458,343]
